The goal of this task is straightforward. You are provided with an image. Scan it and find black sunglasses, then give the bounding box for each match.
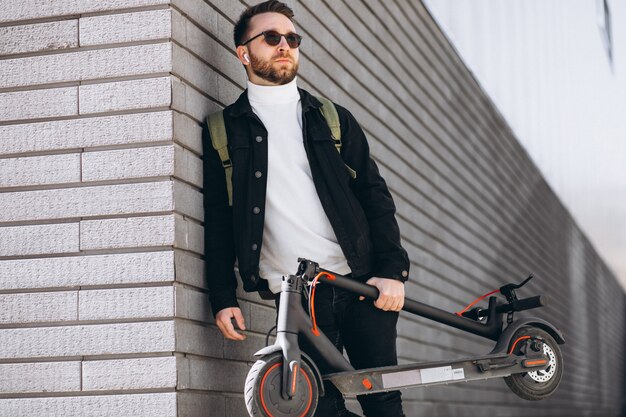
[242,30,303,48]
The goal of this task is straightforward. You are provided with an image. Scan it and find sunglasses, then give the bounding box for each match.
[242,30,303,48]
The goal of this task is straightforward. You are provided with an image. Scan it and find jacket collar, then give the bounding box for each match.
[226,86,323,118]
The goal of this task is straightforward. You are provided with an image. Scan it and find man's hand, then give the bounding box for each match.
[215,307,247,340]
[360,277,405,311]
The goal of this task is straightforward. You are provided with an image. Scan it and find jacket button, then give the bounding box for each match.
[251,243,258,251]
[255,171,262,178]
[253,207,261,214]
[401,270,408,278]
[255,136,263,143]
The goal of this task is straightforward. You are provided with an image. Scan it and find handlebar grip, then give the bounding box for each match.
[324,274,380,299]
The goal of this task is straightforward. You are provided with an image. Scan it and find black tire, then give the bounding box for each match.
[504,326,563,400]
[245,353,318,417]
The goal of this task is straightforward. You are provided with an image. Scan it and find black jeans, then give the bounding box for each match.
[276,284,405,417]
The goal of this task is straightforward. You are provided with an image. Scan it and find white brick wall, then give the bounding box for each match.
[0,251,175,289]
[0,153,81,188]
[0,182,175,222]
[82,357,178,390]
[0,20,78,55]
[0,223,79,256]
[79,77,172,114]
[0,44,172,89]
[0,292,78,324]
[0,2,211,415]
[0,1,170,24]
[0,87,77,121]
[0,321,175,359]
[0,111,174,154]
[0,394,177,417]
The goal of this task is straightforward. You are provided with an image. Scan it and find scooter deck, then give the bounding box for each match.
[325,352,546,395]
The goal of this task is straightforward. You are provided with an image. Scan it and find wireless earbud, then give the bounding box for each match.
[244,54,250,63]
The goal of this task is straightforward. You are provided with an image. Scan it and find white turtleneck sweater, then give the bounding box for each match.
[247,77,351,293]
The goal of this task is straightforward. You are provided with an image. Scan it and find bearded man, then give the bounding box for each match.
[203,2,409,416]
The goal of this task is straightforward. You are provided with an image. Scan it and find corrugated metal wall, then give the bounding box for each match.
[1,1,624,416]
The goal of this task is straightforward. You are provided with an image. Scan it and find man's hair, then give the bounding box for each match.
[233,1,295,47]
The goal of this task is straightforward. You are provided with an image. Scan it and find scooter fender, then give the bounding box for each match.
[490,317,565,355]
[253,344,325,397]
[254,344,282,357]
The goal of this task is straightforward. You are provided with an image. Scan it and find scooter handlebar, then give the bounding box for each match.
[310,266,503,340]
[319,273,380,299]
[499,295,547,313]
[315,271,443,318]
[468,295,546,319]
[313,269,546,320]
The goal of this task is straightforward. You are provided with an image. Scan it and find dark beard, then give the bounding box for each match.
[249,52,299,85]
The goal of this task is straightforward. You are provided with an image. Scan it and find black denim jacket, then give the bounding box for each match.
[202,87,409,316]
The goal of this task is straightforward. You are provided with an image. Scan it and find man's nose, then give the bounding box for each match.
[277,35,290,51]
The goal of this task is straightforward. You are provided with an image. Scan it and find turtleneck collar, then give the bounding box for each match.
[247,77,300,105]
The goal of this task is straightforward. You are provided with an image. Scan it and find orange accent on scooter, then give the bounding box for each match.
[524,359,548,367]
[260,362,314,417]
[362,378,373,390]
[508,335,531,354]
[315,271,336,281]
[309,272,335,336]
[310,279,320,336]
[260,363,281,417]
[455,289,500,316]
[292,364,299,394]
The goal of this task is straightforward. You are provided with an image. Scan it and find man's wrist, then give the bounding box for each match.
[209,293,239,317]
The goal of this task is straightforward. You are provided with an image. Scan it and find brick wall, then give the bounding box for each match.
[0,1,207,416]
[1,1,624,416]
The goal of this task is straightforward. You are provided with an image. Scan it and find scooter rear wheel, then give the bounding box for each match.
[245,353,318,417]
[504,326,563,400]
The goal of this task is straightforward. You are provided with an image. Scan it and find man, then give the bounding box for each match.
[203,1,410,416]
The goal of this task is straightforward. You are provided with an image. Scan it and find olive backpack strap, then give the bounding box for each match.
[317,96,356,179]
[206,110,233,206]
[316,96,341,151]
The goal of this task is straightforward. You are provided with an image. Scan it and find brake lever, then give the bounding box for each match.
[500,274,534,302]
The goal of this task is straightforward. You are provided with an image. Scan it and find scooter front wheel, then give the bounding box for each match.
[245,353,318,417]
[504,326,563,400]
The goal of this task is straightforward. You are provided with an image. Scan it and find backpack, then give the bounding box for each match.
[206,96,355,206]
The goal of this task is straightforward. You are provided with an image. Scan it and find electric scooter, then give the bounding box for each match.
[245,258,565,417]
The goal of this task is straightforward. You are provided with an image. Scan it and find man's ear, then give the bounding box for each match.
[236,46,250,66]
